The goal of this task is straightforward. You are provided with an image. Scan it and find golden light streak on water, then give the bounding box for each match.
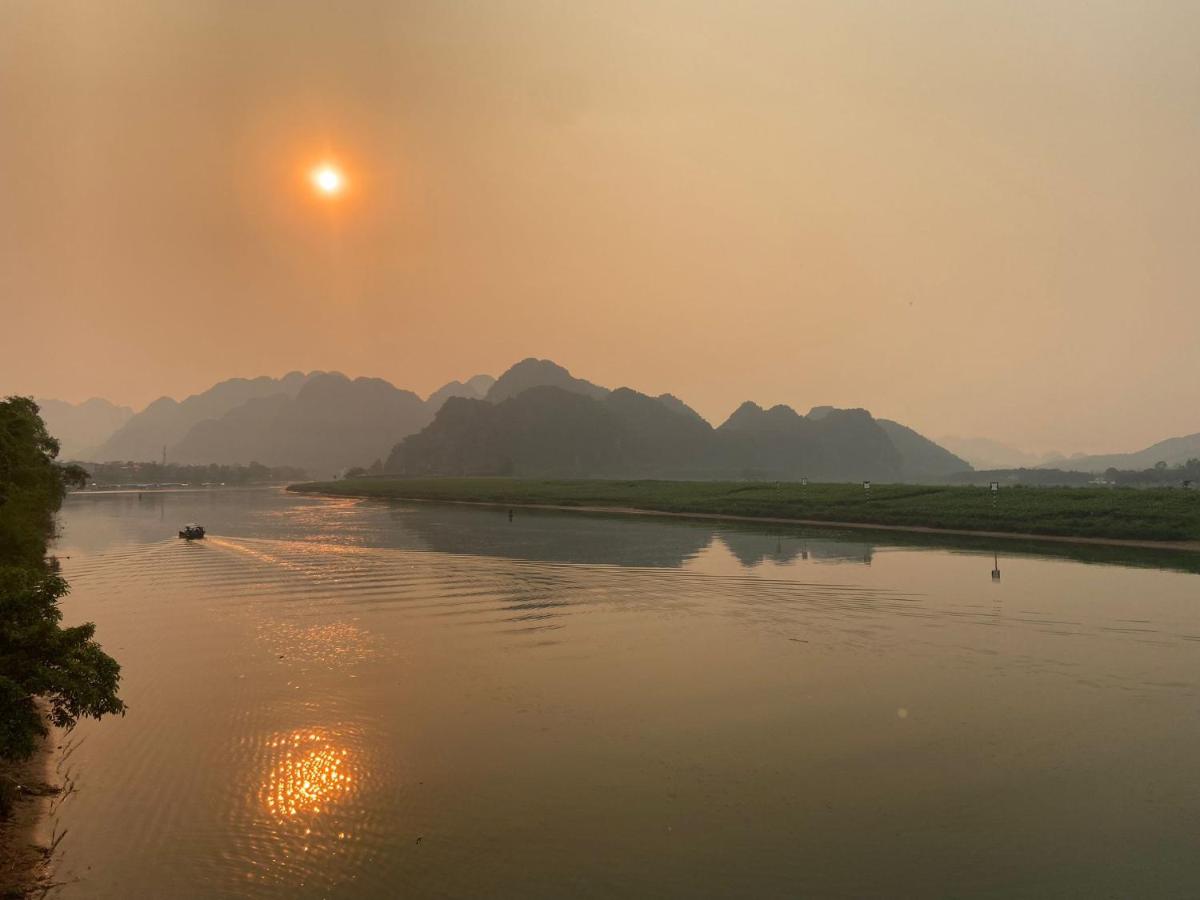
[263,731,357,824]
[257,620,376,667]
[49,489,1200,898]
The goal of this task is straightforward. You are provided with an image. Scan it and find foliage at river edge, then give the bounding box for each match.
[0,397,124,768]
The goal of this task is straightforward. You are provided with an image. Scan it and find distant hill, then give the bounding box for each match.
[426,374,496,411]
[83,369,480,477]
[464,374,496,397]
[391,385,712,478]
[1054,432,1200,473]
[170,372,431,476]
[70,358,969,482]
[388,359,968,482]
[36,397,133,459]
[938,435,1060,470]
[878,420,971,482]
[656,393,706,422]
[94,372,314,461]
[712,401,904,481]
[485,358,608,403]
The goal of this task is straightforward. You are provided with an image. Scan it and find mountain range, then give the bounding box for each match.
[941,431,1200,474]
[170,374,432,477]
[49,370,493,477]
[93,372,315,462]
[40,358,974,481]
[1049,433,1200,473]
[387,358,969,482]
[936,436,1065,471]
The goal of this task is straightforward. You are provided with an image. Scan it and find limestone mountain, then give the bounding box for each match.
[36,397,133,459]
[389,385,709,478]
[171,372,431,477]
[73,357,969,482]
[1052,432,1200,473]
[388,365,964,482]
[426,374,497,411]
[94,372,314,461]
[875,420,970,482]
[484,358,608,404]
[712,402,903,481]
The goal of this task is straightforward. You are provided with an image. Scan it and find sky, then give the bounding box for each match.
[2,1,1198,455]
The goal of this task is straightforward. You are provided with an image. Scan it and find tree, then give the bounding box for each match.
[0,397,124,761]
[0,566,124,759]
[1,397,73,564]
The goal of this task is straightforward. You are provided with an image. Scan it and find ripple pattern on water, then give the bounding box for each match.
[48,492,1200,899]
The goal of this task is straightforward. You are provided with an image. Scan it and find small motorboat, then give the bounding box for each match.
[179,523,206,540]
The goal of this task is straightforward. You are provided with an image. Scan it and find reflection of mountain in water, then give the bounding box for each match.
[388,505,716,568]
[383,501,1200,576]
[63,489,1200,577]
[717,529,875,567]
[388,504,882,569]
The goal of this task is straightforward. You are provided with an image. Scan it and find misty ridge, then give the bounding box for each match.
[41,357,1200,484]
[935,435,1200,474]
[388,360,968,482]
[46,370,490,478]
[34,397,134,460]
[42,358,965,481]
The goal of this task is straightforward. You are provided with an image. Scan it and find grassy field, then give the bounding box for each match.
[289,477,1200,544]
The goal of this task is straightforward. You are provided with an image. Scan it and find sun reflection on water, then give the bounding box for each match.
[259,620,376,667]
[263,731,358,824]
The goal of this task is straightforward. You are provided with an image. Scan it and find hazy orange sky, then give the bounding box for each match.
[3,1,1198,453]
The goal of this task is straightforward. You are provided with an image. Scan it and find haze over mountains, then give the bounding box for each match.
[94,372,314,462]
[941,432,1200,474]
[937,436,1064,471]
[171,374,431,478]
[40,357,1200,482]
[69,370,492,477]
[41,358,973,481]
[36,397,133,459]
[389,359,969,482]
[1053,434,1200,474]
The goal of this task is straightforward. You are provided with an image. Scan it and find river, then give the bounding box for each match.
[48,487,1200,898]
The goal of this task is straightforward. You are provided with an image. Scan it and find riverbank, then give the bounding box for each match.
[288,478,1200,550]
[0,734,58,898]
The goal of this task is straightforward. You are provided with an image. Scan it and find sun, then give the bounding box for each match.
[310,164,344,197]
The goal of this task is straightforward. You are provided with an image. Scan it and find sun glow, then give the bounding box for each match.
[264,731,356,822]
[310,164,344,197]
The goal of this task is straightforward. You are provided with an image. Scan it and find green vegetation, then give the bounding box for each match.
[80,460,306,487]
[0,398,124,763]
[946,458,1200,488]
[292,477,1200,544]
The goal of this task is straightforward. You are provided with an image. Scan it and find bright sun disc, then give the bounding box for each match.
[311,165,344,196]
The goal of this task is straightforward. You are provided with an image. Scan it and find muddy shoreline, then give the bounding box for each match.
[0,731,59,898]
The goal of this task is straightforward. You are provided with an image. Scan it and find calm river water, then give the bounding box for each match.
[48,488,1200,898]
